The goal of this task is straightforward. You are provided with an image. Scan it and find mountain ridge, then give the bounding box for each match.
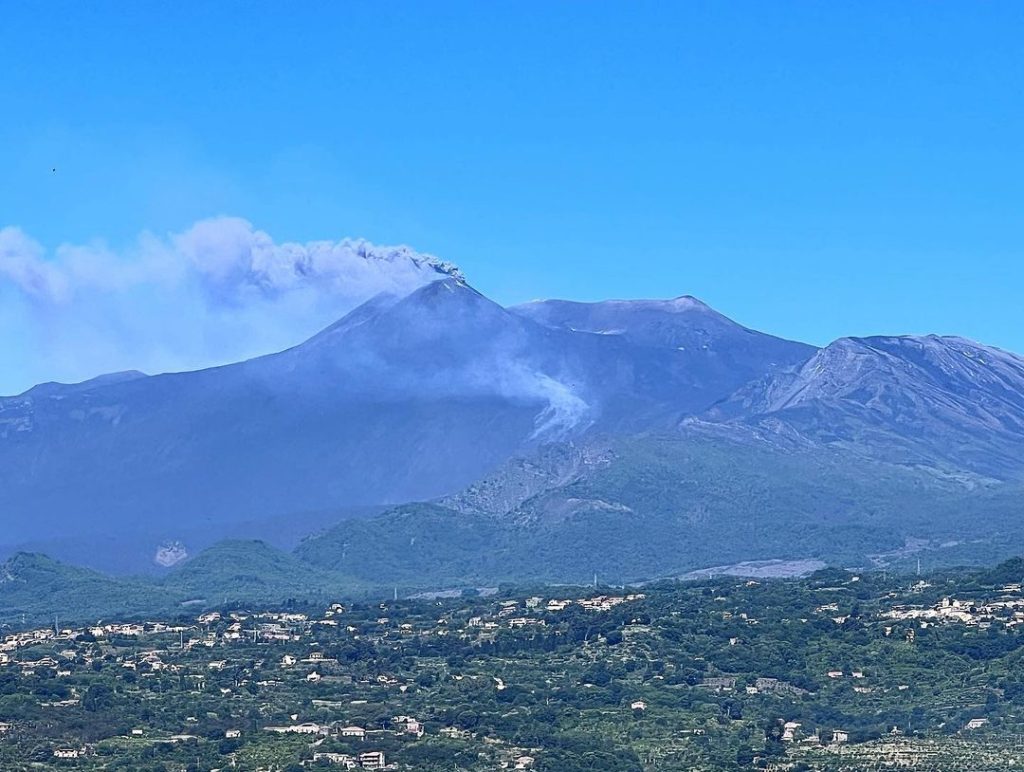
[703,333,1024,478]
[4,278,1024,579]
[0,278,818,571]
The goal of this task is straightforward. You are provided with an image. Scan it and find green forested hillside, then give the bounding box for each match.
[0,543,361,627]
[0,554,176,624]
[159,540,363,601]
[296,435,1024,587]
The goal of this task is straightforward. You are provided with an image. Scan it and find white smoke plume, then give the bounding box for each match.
[0,217,462,395]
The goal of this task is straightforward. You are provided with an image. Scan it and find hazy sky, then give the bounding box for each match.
[2,2,1023,394]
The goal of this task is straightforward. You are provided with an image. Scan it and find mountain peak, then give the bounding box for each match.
[336,277,507,336]
[583,295,718,314]
[819,333,1024,376]
[407,276,485,303]
[668,294,713,311]
[297,278,495,350]
[510,295,815,362]
[516,294,715,314]
[709,329,1024,477]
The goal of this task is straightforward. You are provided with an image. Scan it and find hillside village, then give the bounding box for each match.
[0,591,646,770]
[882,582,1024,629]
[5,567,1024,770]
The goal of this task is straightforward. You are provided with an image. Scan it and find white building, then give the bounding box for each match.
[358,750,386,769]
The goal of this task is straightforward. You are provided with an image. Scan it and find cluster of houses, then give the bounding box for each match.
[0,597,550,766]
[262,716,431,767]
[537,593,645,613]
[0,590,654,766]
[2,591,647,670]
[311,750,386,769]
[265,715,422,740]
[883,587,1024,630]
[779,721,850,746]
[1,625,67,653]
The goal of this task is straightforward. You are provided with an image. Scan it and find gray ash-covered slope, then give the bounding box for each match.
[704,334,1024,478]
[512,295,815,398]
[0,279,805,561]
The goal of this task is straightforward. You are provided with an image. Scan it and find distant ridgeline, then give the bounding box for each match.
[4,533,1024,629]
[3,278,1024,591]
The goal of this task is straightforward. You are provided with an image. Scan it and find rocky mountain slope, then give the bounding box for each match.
[704,335,1024,478]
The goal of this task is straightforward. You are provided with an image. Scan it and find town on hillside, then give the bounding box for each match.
[5,566,1024,770]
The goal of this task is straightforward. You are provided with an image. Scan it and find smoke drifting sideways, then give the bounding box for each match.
[0,217,462,395]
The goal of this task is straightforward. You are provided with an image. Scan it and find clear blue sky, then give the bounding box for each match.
[2,2,1023,391]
